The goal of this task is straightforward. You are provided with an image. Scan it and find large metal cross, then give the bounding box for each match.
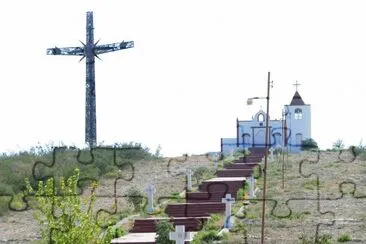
[46,11,134,147]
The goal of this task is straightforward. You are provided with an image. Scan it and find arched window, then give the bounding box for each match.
[294,108,303,120]
[257,113,265,122]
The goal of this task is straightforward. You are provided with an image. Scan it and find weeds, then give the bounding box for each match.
[337,233,351,242]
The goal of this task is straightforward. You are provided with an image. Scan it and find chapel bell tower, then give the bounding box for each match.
[284,82,311,152]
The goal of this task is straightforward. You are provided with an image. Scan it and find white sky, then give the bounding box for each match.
[0,0,365,157]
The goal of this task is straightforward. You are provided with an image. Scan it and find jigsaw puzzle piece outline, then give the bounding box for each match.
[336,146,358,163]
[166,154,189,177]
[314,180,366,242]
[28,146,138,230]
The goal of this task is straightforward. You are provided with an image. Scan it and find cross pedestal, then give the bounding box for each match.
[169,225,192,244]
[221,193,235,229]
[145,184,155,214]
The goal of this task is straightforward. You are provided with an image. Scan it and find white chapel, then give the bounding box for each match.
[220,89,311,154]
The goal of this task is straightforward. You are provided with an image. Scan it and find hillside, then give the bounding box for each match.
[0,148,365,243]
[0,148,214,242]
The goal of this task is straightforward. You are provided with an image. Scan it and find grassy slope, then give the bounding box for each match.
[228,150,366,243]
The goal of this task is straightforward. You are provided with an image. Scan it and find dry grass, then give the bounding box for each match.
[230,151,366,243]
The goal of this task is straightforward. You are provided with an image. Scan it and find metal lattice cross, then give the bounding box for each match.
[46,11,134,147]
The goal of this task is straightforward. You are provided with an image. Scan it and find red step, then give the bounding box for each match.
[249,148,267,157]
[216,169,253,177]
[186,191,227,203]
[199,178,245,197]
[131,217,209,233]
[225,163,259,170]
[234,156,263,163]
[166,202,225,217]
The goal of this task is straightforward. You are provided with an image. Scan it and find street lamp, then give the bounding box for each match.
[247,72,272,244]
[247,97,267,106]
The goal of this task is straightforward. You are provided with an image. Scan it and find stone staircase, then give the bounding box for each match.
[112,151,264,243]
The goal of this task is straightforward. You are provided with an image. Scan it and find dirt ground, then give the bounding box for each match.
[0,155,213,243]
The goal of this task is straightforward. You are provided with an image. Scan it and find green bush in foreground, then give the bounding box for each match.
[25,168,116,244]
[191,214,227,244]
[155,219,174,244]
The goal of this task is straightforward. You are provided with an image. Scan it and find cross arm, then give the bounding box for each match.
[94,41,134,55]
[46,46,84,56]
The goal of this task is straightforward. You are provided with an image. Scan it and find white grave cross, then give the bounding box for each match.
[249,175,255,198]
[169,225,191,244]
[213,153,220,169]
[221,193,235,229]
[269,148,274,161]
[145,184,155,214]
[186,168,192,191]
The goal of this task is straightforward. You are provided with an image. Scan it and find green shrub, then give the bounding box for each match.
[192,229,223,244]
[105,226,127,239]
[170,192,184,203]
[233,149,249,159]
[337,233,351,242]
[223,160,233,168]
[103,169,120,179]
[301,138,319,151]
[192,167,215,185]
[203,213,223,231]
[316,234,332,244]
[299,233,332,244]
[0,197,10,216]
[25,168,114,244]
[359,151,366,161]
[332,139,345,151]
[155,219,174,244]
[126,186,144,212]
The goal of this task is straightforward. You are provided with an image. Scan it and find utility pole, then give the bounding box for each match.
[260,71,271,244]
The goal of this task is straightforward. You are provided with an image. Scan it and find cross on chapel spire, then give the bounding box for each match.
[293,80,301,91]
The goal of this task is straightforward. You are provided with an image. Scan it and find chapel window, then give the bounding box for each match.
[258,113,265,122]
[294,108,303,120]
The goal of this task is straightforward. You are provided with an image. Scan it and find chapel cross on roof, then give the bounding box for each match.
[293,80,301,91]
